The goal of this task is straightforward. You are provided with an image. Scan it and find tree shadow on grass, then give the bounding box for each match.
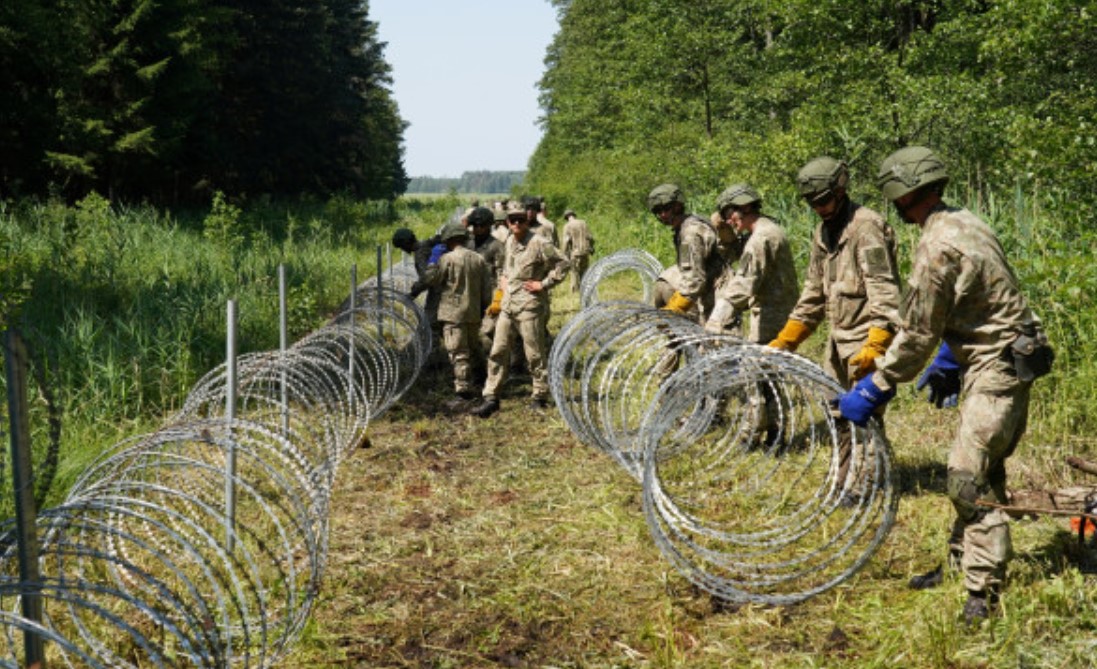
[893,459,949,497]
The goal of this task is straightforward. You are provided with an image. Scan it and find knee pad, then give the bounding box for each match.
[947,468,988,523]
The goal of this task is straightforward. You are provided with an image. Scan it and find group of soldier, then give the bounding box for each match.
[390,196,595,419]
[393,145,1051,623]
[648,146,1052,624]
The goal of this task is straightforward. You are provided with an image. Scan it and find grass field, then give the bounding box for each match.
[286,287,1097,669]
[3,193,1096,667]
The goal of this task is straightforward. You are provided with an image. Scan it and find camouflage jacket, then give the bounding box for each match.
[423,246,493,324]
[470,234,505,288]
[500,230,570,319]
[717,216,799,343]
[562,218,594,258]
[672,214,725,303]
[532,214,559,247]
[874,204,1040,389]
[788,201,901,359]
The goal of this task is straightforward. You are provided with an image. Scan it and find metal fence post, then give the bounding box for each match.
[4,329,46,668]
[224,301,237,554]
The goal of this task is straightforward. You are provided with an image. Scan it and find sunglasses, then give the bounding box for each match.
[805,191,836,207]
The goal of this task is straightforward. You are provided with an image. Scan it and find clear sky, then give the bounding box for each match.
[370,1,559,178]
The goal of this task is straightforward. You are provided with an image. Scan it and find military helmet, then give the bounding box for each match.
[440,221,468,242]
[647,183,685,210]
[493,208,507,223]
[467,206,494,227]
[716,183,762,212]
[563,209,576,219]
[796,157,849,201]
[391,227,416,248]
[505,201,526,218]
[877,146,950,201]
[521,195,541,212]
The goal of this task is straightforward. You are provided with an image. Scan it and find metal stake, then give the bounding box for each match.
[4,329,45,668]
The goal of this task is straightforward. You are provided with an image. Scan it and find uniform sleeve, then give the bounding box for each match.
[722,241,762,311]
[409,242,434,295]
[422,261,444,288]
[540,240,570,288]
[788,233,827,328]
[478,257,492,309]
[676,227,710,299]
[856,220,902,331]
[875,241,958,387]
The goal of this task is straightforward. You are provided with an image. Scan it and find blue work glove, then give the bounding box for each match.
[915,342,962,408]
[838,375,895,427]
[427,242,448,266]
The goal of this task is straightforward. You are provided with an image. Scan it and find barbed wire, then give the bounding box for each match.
[0,270,430,667]
[579,248,662,309]
[551,253,897,606]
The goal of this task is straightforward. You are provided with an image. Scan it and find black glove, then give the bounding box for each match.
[915,342,962,408]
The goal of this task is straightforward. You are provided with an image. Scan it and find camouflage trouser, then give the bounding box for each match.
[483,311,548,401]
[479,313,498,357]
[949,361,1030,593]
[826,338,885,495]
[442,322,481,393]
[569,254,590,292]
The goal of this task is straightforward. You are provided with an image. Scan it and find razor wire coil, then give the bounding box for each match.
[551,256,897,606]
[0,272,430,667]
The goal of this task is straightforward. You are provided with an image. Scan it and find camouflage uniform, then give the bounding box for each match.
[716,216,798,344]
[407,235,444,363]
[533,212,559,247]
[788,201,902,387]
[471,232,506,359]
[482,231,569,402]
[423,245,492,394]
[872,203,1041,594]
[670,214,725,323]
[562,215,595,292]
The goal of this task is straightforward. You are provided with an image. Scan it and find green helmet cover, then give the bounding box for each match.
[391,228,416,248]
[440,221,469,242]
[647,183,685,210]
[716,183,761,211]
[467,206,494,227]
[877,146,950,201]
[796,157,849,199]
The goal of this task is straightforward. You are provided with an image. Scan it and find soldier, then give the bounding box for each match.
[422,222,493,400]
[392,227,445,366]
[471,202,570,417]
[647,183,725,323]
[705,184,798,344]
[838,146,1053,624]
[491,207,510,243]
[561,209,595,293]
[524,195,559,246]
[466,206,506,374]
[706,184,799,447]
[769,157,902,389]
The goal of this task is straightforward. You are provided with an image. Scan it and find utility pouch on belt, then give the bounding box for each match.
[1009,321,1054,382]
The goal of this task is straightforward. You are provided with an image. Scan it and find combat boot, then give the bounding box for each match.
[962,589,998,625]
[470,397,499,418]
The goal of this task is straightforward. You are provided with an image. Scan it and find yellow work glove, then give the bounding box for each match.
[849,326,894,380]
[486,289,503,316]
[661,291,695,315]
[768,319,812,351]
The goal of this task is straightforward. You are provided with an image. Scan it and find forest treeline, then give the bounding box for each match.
[527,0,1096,219]
[406,171,526,195]
[0,0,407,203]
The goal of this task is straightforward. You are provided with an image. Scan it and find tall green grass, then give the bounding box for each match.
[1,186,1091,515]
[0,193,431,513]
